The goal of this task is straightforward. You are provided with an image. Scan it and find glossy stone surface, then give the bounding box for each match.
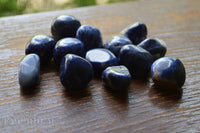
[25,34,56,66]
[51,15,81,41]
[119,44,153,77]
[60,54,93,91]
[104,35,132,57]
[151,57,186,89]
[53,38,84,66]
[19,54,40,89]
[85,48,119,75]
[76,25,103,51]
[102,65,132,91]
[121,22,147,45]
[138,38,167,61]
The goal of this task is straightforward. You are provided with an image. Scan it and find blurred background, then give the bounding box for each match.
[0,0,136,17]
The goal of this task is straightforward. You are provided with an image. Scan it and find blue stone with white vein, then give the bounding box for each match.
[151,57,186,89]
[85,48,119,75]
[102,65,132,90]
[19,54,40,89]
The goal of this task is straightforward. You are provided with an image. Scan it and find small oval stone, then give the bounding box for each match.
[102,65,132,91]
[53,37,84,66]
[121,22,147,45]
[151,57,186,89]
[76,25,103,51]
[19,54,40,89]
[51,15,81,41]
[104,35,133,57]
[60,54,93,91]
[85,48,119,75]
[119,44,153,77]
[25,34,56,66]
[138,38,167,61]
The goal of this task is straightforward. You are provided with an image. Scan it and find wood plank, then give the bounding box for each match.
[0,0,200,132]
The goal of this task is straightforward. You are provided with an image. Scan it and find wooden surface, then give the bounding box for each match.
[0,0,200,132]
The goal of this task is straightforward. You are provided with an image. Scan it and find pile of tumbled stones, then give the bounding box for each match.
[19,15,186,91]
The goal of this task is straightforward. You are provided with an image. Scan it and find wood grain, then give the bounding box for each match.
[0,0,200,132]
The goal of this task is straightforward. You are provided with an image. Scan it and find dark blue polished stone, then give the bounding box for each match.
[85,48,119,75]
[53,38,84,66]
[104,35,132,57]
[102,65,132,91]
[121,22,147,45]
[19,54,40,89]
[25,34,56,66]
[119,44,153,77]
[51,15,81,41]
[138,38,167,61]
[60,54,93,91]
[76,25,103,51]
[151,57,186,89]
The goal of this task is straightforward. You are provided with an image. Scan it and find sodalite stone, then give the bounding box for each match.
[119,44,153,77]
[19,54,40,89]
[85,48,119,75]
[60,54,93,91]
[51,15,81,41]
[53,38,84,66]
[25,34,56,66]
[151,57,186,89]
[138,38,167,61]
[76,25,103,51]
[121,22,147,45]
[102,65,132,91]
[104,35,132,57]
